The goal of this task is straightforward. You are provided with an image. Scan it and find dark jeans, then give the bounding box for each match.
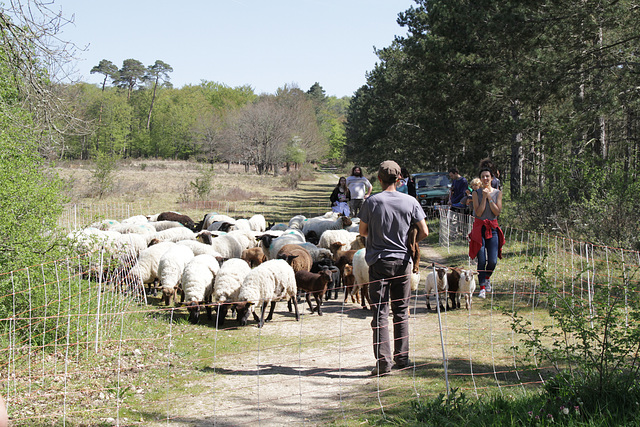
[477,226,498,286]
[368,258,411,371]
[349,198,364,217]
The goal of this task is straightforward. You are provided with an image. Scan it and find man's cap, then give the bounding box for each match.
[378,160,401,183]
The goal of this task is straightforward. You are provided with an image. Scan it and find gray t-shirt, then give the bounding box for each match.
[359,191,426,266]
[474,188,500,220]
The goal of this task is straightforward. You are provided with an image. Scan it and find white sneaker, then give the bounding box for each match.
[478,289,486,299]
[485,280,492,293]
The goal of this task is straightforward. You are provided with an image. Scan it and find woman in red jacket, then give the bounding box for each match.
[469,168,505,299]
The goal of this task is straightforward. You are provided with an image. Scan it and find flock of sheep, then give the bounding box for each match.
[67,209,478,328]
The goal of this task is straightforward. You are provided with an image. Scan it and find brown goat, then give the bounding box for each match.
[446,267,462,309]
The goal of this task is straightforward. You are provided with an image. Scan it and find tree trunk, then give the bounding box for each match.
[510,104,523,198]
[147,76,159,130]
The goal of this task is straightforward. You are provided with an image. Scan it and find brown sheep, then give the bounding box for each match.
[241,247,267,268]
[295,270,333,315]
[276,244,312,272]
[157,211,196,231]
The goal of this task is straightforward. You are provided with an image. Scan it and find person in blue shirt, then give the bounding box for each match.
[448,167,468,211]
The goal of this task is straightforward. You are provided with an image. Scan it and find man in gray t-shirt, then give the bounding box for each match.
[359,160,429,376]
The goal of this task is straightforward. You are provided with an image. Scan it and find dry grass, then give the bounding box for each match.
[55,159,339,226]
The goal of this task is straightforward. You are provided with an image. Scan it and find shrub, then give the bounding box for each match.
[89,152,119,199]
[190,167,215,200]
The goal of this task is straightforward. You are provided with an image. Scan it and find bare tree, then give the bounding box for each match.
[0,0,85,158]
[220,88,327,174]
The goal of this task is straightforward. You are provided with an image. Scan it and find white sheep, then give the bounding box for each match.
[318,229,365,256]
[149,227,196,245]
[128,241,176,297]
[288,215,306,230]
[176,239,223,258]
[232,218,252,231]
[235,259,299,327]
[227,229,260,250]
[158,244,195,306]
[456,269,477,310]
[202,213,236,230]
[196,231,243,259]
[264,231,306,260]
[296,242,333,262]
[211,258,253,326]
[181,254,221,324]
[268,223,289,231]
[301,213,352,243]
[111,222,156,235]
[113,232,148,259]
[248,214,267,232]
[425,266,449,311]
[150,220,186,232]
[351,248,372,310]
[89,219,120,231]
[121,214,149,225]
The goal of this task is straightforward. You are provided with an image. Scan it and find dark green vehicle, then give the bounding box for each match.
[412,172,451,209]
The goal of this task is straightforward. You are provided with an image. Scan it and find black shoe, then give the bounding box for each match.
[370,366,391,377]
[392,360,412,370]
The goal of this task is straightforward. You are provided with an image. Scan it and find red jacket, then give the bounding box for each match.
[468,218,505,260]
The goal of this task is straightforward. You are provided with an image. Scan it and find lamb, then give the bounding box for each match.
[301,213,352,242]
[181,254,220,324]
[158,244,195,306]
[310,258,340,300]
[294,270,333,315]
[212,258,253,326]
[446,267,462,309]
[276,244,312,272]
[342,263,358,305]
[196,231,243,259]
[241,247,267,268]
[148,227,196,245]
[425,266,449,311]
[456,269,477,310]
[235,259,299,328]
[157,211,196,231]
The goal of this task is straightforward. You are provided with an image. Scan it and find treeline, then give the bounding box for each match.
[346,0,640,248]
[62,59,349,173]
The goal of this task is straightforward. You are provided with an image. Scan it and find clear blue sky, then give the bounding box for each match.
[54,0,416,98]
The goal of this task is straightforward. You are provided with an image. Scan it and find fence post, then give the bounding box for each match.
[432,263,450,396]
